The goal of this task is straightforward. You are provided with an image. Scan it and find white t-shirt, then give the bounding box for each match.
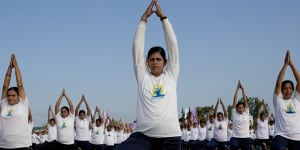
[32,133,40,144]
[117,130,124,144]
[75,117,91,141]
[40,134,47,143]
[256,119,269,139]
[206,121,214,141]
[214,118,228,142]
[0,97,31,148]
[249,129,256,139]
[268,124,274,137]
[227,128,233,141]
[47,124,57,142]
[273,92,300,140]
[104,129,115,146]
[183,129,191,142]
[90,123,105,145]
[190,126,199,140]
[133,19,181,138]
[232,108,250,138]
[198,125,206,141]
[28,122,33,146]
[56,112,75,145]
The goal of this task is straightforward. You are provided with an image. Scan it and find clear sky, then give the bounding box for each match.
[1,0,300,126]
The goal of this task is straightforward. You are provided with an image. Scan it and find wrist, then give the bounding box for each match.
[160,16,167,21]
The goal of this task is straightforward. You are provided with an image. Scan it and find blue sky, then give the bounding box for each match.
[1,0,300,126]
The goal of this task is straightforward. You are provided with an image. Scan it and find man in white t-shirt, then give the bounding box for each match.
[230,81,251,150]
[255,100,270,150]
[207,98,228,150]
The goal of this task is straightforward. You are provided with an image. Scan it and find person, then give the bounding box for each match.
[189,122,199,150]
[0,54,31,149]
[268,113,275,147]
[272,50,300,150]
[230,80,251,150]
[205,105,214,142]
[90,106,105,150]
[38,105,57,150]
[207,98,228,150]
[74,94,92,150]
[116,0,181,149]
[255,100,269,150]
[54,89,75,150]
[104,117,115,150]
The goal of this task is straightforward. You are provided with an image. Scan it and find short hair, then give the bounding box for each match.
[282,80,294,91]
[236,101,245,109]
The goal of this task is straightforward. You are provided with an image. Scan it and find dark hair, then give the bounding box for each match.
[7,87,19,95]
[79,110,86,115]
[96,119,101,122]
[50,118,55,122]
[61,106,69,113]
[217,112,223,117]
[236,101,245,109]
[282,80,294,91]
[260,112,265,118]
[147,46,167,62]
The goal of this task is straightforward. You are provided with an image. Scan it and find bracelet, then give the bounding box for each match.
[160,16,167,21]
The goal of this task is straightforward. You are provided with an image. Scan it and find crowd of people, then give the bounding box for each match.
[1,0,300,150]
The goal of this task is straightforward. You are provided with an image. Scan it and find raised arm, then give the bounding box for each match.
[28,107,33,123]
[220,98,228,118]
[75,97,83,117]
[206,105,214,121]
[92,106,98,124]
[257,100,264,119]
[64,90,74,114]
[262,100,269,117]
[214,99,220,118]
[82,94,91,117]
[288,51,300,94]
[11,54,26,100]
[55,89,64,114]
[2,56,13,100]
[155,1,179,78]
[274,51,289,95]
[233,81,240,108]
[240,81,248,108]
[48,105,51,124]
[132,1,155,81]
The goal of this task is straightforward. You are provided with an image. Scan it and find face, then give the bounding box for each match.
[61,108,69,118]
[50,120,56,126]
[7,90,19,105]
[209,117,214,123]
[260,114,266,121]
[237,104,245,114]
[229,124,233,129]
[147,52,166,77]
[217,114,224,121]
[79,112,85,120]
[96,120,101,127]
[281,83,294,99]
[200,122,205,127]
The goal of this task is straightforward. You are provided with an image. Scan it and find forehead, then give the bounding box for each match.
[148,52,163,58]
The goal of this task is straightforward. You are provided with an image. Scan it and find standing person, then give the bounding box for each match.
[0,54,31,149]
[272,50,300,150]
[230,80,251,150]
[207,98,228,150]
[268,113,275,147]
[75,95,92,150]
[90,106,105,150]
[198,120,207,150]
[205,105,214,142]
[38,105,57,150]
[255,100,269,150]
[55,89,75,150]
[116,0,181,149]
